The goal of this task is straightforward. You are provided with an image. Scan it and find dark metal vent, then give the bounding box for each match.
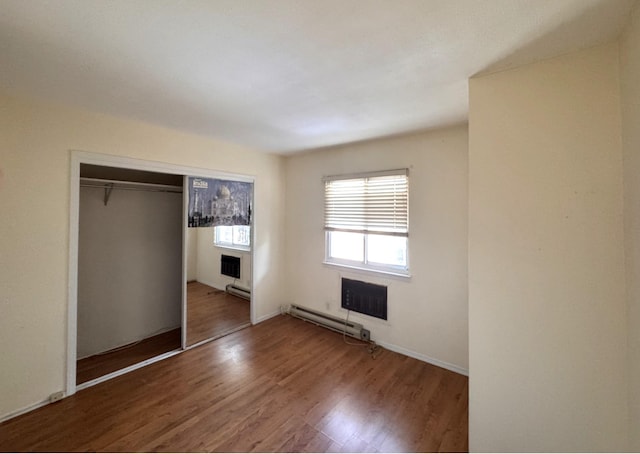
[341,278,387,320]
[221,255,241,279]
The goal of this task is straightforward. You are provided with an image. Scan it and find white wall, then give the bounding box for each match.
[77,186,182,359]
[194,227,251,291]
[620,3,640,450]
[468,43,628,451]
[284,125,469,373]
[0,92,285,420]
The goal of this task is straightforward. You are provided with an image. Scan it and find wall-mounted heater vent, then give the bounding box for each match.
[226,283,250,301]
[289,304,370,341]
[221,254,241,279]
[342,278,388,320]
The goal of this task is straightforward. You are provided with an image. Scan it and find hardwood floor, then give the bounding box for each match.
[186,281,250,346]
[1,315,468,452]
[76,328,182,385]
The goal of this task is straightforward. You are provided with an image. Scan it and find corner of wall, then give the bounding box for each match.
[619,1,640,449]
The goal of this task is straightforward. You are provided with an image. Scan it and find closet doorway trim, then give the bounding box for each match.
[67,150,256,398]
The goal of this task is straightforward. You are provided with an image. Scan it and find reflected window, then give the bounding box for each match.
[214,225,251,250]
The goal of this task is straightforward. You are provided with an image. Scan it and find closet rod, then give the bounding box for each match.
[80,177,182,205]
[79,177,183,192]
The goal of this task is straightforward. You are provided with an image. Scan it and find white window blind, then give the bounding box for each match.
[324,169,408,237]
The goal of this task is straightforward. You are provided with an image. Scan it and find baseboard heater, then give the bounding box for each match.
[289,304,370,341]
[226,283,250,301]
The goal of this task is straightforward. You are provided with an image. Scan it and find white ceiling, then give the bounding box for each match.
[0,0,634,153]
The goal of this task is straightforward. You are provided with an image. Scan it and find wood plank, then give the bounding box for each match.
[0,315,468,452]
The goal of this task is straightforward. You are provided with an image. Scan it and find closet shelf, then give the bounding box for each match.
[79,177,183,206]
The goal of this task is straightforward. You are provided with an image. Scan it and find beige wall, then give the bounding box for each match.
[620,2,640,450]
[284,125,469,373]
[0,92,285,419]
[468,43,628,451]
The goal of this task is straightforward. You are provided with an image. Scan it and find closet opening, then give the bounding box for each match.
[76,164,184,386]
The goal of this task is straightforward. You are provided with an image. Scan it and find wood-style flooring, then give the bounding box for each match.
[76,328,182,385]
[1,315,468,452]
[186,281,250,346]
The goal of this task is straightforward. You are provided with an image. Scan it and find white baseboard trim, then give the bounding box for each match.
[255,309,282,324]
[375,340,469,377]
[0,397,51,424]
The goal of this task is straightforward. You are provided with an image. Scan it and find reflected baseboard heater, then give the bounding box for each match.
[226,283,250,301]
[289,304,370,341]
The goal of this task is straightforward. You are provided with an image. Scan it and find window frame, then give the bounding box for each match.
[323,169,409,277]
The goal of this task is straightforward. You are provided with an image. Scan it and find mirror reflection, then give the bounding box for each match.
[185,177,252,346]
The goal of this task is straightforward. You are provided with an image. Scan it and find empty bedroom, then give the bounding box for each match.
[1,0,640,452]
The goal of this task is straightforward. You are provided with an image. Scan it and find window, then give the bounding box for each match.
[214,225,251,250]
[324,169,409,275]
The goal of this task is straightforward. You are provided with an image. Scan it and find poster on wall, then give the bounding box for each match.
[187,177,252,228]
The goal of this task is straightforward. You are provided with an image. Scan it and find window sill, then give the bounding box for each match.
[323,261,411,280]
[214,244,251,253]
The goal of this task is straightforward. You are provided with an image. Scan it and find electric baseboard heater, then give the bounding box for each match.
[289,304,370,341]
[226,283,250,301]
